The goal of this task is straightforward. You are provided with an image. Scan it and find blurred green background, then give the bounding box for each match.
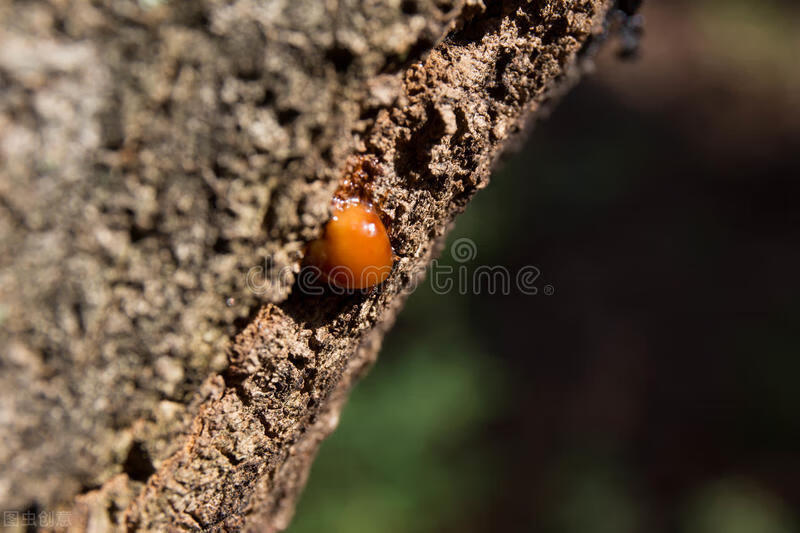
[290,1,800,532]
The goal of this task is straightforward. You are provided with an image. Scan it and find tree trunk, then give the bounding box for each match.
[0,0,617,530]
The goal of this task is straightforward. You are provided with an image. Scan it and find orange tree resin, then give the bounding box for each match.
[306,200,393,289]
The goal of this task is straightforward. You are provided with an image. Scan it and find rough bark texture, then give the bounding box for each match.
[0,0,615,530]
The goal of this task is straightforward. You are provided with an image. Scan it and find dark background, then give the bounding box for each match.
[290,1,800,531]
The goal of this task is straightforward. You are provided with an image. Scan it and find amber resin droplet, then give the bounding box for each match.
[306,201,393,289]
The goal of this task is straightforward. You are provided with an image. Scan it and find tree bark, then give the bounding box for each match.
[0,0,616,530]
